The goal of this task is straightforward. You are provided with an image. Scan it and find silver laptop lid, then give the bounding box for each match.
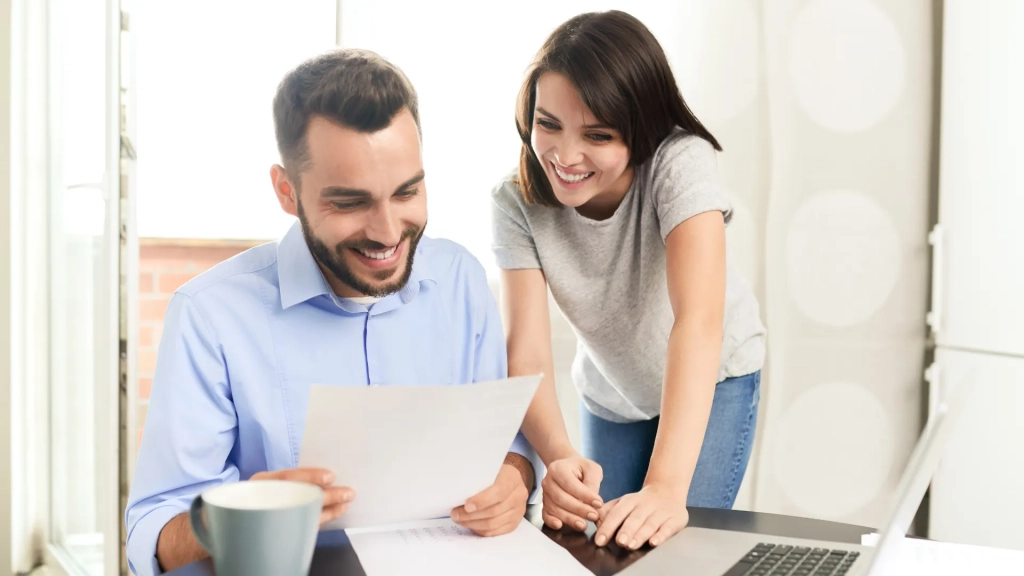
[864,372,976,575]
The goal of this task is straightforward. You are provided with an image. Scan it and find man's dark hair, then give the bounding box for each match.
[273,48,420,180]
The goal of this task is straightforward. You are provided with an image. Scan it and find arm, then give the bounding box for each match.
[646,210,725,491]
[501,268,604,531]
[594,210,726,550]
[125,294,237,576]
[451,260,542,537]
[500,268,574,464]
[154,515,206,572]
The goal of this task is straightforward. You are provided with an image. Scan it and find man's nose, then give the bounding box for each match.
[365,203,402,247]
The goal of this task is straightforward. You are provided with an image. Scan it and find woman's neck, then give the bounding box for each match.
[575,166,634,221]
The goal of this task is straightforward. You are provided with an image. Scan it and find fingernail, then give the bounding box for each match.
[630,539,638,549]
[587,512,598,522]
[465,503,476,513]
[592,499,603,508]
[343,490,354,502]
[595,535,607,546]
[451,510,459,521]
[322,472,334,484]
[618,535,629,546]
[650,537,660,546]
[575,520,586,531]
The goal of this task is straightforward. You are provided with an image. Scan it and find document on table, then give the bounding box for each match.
[347,518,593,576]
[861,532,1024,575]
[297,375,542,530]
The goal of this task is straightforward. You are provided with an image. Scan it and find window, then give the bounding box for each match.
[134,0,338,241]
[47,0,120,574]
[128,0,338,479]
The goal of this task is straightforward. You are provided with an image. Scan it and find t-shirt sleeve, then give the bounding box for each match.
[490,179,542,270]
[651,134,733,242]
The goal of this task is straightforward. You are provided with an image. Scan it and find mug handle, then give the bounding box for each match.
[189,495,214,554]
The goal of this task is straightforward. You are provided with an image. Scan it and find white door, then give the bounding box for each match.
[929,347,1024,549]
[930,0,1024,356]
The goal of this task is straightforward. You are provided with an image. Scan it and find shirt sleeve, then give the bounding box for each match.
[651,134,733,242]
[470,261,545,503]
[491,180,542,270]
[125,293,239,576]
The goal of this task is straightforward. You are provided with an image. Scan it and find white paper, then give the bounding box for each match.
[297,375,541,529]
[347,518,592,576]
[862,532,1024,575]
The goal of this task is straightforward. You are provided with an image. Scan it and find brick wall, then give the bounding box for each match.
[136,238,265,447]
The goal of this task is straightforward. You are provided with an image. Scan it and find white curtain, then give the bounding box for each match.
[339,0,935,527]
[550,0,935,528]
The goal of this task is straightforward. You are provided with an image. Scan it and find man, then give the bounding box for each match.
[125,49,541,575]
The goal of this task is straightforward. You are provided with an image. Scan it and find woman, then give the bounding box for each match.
[491,11,767,550]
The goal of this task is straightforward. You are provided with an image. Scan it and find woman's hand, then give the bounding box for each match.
[594,482,689,550]
[541,455,604,531]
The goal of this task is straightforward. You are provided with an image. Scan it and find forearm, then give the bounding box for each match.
[645,317,722,492]
[515,370,576,464]
[156,513,208,573]
[504,452,536,492]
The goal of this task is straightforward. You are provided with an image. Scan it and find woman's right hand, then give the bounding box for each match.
[542,455,605,531]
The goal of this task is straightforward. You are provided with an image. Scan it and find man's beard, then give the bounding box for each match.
[297,199,425,298]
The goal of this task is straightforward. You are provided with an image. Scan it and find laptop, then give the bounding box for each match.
[626,373,976,576]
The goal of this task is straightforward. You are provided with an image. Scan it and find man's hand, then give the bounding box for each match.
[594,482,689,550]
[157,468,354,573]
[541,455,604,532]
[451,462,529,537]
[250,467,355,526]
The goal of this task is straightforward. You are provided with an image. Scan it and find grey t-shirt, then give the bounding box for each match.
[491,129,766,423]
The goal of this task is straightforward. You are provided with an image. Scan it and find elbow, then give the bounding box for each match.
[671,311,724,343]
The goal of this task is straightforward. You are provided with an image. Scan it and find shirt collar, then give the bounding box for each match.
[277,221,435,310]
[277,222,332,310]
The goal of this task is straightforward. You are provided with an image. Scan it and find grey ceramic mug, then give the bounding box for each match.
[190,479,323,576]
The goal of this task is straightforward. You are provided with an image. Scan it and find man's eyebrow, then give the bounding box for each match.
[535,107,611,130]
[395,170,425,193]
[319,186,372,200]
[319,170,424,200]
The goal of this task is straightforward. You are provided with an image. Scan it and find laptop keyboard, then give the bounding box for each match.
[722,543,860,576]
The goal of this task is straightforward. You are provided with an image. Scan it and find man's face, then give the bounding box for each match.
[275,109,427,298]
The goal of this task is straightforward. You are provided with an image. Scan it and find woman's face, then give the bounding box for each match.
[530,72,633,218]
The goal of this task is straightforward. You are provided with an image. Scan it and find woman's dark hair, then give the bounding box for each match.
[515,10,721,206]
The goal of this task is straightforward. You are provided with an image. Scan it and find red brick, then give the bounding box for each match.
[139,297,171,323]
[138,273,155,294]
[138,325,153,348]
[150,325,163,349]
[158,272,198,294]
[138,377,153,399]
[138,349,158,375]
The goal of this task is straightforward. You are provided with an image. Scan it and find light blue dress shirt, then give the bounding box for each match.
[125,223,541,576]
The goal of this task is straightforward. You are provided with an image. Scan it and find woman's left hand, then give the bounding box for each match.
[593,482,689,550]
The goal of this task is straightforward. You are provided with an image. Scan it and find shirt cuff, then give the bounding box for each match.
[509,432,545,504]
[126,504,189,576]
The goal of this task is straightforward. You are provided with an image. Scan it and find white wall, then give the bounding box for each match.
[1,0,14,569]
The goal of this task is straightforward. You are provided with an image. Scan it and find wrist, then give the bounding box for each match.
[643,466,691,495]
[539,441,578,465]
[503,453,535,490]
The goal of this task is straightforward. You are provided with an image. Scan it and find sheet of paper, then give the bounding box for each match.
[298,375,541,529]
[347,518,593,576]
[862,532,1024,575]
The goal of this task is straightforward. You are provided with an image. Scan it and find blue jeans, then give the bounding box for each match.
[579,371,761,508]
